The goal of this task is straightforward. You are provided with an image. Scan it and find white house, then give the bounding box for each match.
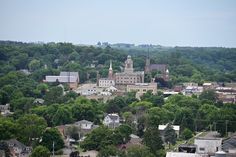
[194,137,222,154]
[105,86,118,92]
[103,113,120,129]
[74,120,94,130]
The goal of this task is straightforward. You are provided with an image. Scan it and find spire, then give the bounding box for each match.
[108,60,113,79]
[109,60,112,70]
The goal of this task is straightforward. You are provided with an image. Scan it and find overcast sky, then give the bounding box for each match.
[0,0,236,47]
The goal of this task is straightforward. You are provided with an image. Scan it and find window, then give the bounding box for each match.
[199,148,205,151]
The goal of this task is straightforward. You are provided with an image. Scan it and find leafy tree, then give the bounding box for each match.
[71,103,97,122]
[164,123,177,145]
[65,125,80,141]
[98,145,120,157]
[17,114,47,145]
[51,106,73,126]
[181,128,193,140]
[142,127,164,156]
[28,59,41,71]
[44,86,64,105]
[199,90,218,103]
[10,97,35,112]
[41,128,64,151]
[80,126,112,151]
[0,118,18,140]
[126,145,155,157]
[116,124,132,143]
[30,145,50,157]
[0,90,10,104]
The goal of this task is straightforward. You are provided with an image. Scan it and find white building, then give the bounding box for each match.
[75,83,102,96]
[127,83,157,94]
[74,120,94,130]
[103,113,120,129]
[98,78,115,88]
[98,60,115,88]
[194,137,222,154]
[183,86,203,96]
[45,71,79,89]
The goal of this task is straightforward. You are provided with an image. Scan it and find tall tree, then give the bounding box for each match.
[30,145,50,157]
[41,128,64,151]
[142,127,164,156]
[164,123,177,145]
[17,114,47,145]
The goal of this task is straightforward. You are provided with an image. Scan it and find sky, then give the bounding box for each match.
[0,0,236,47]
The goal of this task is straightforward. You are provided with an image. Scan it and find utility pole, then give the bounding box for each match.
[213,122,216,131]
[53,141,55,157]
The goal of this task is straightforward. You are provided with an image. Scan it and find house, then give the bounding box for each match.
[5,139,32,157]
[194,137,222,155]
[0,104,12,116]
[33,98,44,105]
[75,83,102,96]
[158,124,180,138]
[74,120,95,130]
[103,113,120,129]
[44,71,79,90]
[105,86,118,93]
[183,86,203,96]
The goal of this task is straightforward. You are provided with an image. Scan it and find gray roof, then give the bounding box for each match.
[6,139,26,149]
[45,76,78,83]
[75,120,93,125]
[222,136,236,151]
[107,114,119,121]
[60,72,79,77]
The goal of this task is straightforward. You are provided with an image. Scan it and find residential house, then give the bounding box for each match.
[74,120,96,130]
[0,104,12,116]
[33,98,44,105]
[103,113,120,129]
[194,137,222,155]
[5,139,32,157]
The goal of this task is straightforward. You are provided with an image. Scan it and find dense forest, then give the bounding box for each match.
[0,41,236,157]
